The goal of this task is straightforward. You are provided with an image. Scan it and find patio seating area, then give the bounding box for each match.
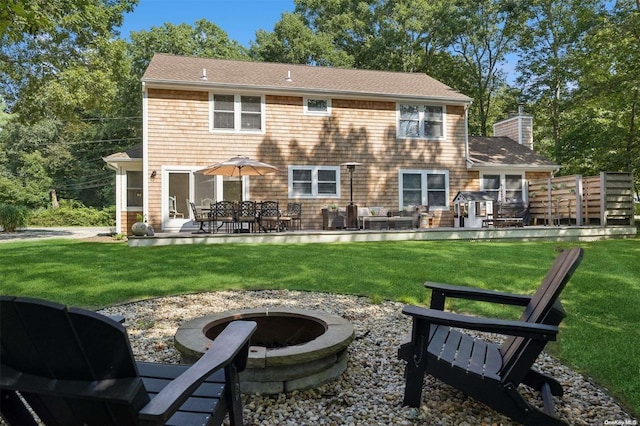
[320,205,434,231]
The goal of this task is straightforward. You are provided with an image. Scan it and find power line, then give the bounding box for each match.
[76,116,142,122]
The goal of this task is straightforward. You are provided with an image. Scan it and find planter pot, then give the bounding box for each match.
[131,222,149,236]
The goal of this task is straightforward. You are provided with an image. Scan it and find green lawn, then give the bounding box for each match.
[1,237,638,415]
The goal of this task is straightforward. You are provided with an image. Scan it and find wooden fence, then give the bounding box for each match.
[528,172,635,226]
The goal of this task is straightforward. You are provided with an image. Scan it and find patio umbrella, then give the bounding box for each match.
[197,156,278,201]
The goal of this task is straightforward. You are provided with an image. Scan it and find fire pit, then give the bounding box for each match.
[174,307,355,394]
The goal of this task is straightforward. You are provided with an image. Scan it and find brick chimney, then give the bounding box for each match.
[493,105,533,150]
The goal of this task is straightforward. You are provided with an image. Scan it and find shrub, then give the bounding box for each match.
[0,204,30,232]
[29,200,115,227]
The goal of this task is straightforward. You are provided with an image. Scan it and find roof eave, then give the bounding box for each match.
[467,162,558,172]
[142,79,473,105]
[103,156,143,166]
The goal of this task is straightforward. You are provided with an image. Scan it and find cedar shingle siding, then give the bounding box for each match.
[145,85,467,229]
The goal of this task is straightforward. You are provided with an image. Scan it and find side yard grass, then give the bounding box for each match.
[0,238,638,416]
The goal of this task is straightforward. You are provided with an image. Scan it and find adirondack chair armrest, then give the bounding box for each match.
[138,320,257,424]
[108,314,125,324]
[425,281,532,308]
[402,305,558,341]
[0,363,145,403]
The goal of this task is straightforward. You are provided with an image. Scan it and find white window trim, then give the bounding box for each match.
[396,103,446,140]
[480,171,526,202]
[303,97,332,116]
[123,169,143,212]
[398,169,450,210]
[209,93,265,134]
[288,165,341,198]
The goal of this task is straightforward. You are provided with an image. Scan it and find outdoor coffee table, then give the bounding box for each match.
[362,216,389,230]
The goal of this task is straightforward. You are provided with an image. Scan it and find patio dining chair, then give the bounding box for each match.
[258,201,281,232]
[168,196,184,219]
[237,201,257,233]
[213,201,236,233]
[189,201,210,233]
[287,202,302,230]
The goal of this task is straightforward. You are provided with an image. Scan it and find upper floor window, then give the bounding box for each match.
[399,169,449,209]
[304,98,331,116]
[397,104,445,139]
[210,94,264,132]
[288,165,340,198]
[481,173,524,203]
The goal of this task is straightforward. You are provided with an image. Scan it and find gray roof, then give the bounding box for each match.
[103,145,142,162]
[453,191,496,202]
[468,136,557,170]
[142,54,472,103]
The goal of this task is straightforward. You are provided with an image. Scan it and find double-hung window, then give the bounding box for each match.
[288,166,340,198]
[126,171,143,208]
[211,94,264,132]
[481,173,524,203]
[399,169,449,209]
[397,104,445,139]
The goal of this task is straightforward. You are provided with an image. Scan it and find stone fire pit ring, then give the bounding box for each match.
[174,307,355,394]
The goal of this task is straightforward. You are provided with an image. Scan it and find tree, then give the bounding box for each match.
[561,0,639,192]
[515,0,602,162]
[1,0,138,117]
[446,0,526,136]
[291,0,455,73]
[250,12,352,66]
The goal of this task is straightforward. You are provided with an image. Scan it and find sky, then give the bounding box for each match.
[116,0,296,46]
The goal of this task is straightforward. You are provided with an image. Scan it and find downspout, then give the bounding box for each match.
[464,102,470,162]
[142,81,149,225]
[464,101,472,167]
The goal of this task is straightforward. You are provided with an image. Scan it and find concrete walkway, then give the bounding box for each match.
[0,227,113,243]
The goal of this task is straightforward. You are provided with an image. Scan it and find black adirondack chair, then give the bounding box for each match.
[0,296,257,426]
[398,247,584,425]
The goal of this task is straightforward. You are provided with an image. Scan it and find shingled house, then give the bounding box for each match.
[104,54,557,234]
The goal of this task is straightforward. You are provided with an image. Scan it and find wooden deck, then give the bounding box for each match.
[128,225,637,247]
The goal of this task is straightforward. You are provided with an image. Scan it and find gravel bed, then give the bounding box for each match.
[99,290,635,426]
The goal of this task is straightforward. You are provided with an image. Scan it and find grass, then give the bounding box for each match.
[1,237,638,416]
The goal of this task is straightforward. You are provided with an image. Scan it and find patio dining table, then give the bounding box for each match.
[201,201,291,234]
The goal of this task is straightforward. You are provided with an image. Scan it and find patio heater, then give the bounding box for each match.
[342,162,362,230]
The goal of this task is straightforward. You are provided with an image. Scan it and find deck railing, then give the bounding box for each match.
[528,172,635,226]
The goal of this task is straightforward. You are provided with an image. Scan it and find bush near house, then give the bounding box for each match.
[29,200,115,227]
[0,203,29,232]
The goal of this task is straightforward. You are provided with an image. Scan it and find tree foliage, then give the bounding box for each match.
[561,0,640,191]
[1,0,638,209]
[250,12,352,66]
[1,0,138,116]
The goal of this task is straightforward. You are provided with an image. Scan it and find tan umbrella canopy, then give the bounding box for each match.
[197,156,278,201]
[197,156,278,177]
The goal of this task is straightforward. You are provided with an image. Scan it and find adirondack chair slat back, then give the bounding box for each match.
[499,248,583,380]
[0,296,149,425]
